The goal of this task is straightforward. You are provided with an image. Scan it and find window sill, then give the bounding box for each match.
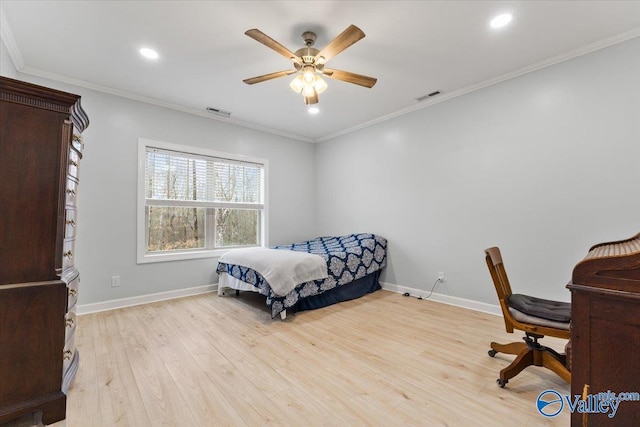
[137,248,240,264]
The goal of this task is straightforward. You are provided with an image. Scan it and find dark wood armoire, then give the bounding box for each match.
[0,76,88,424]
[568,232,640,426]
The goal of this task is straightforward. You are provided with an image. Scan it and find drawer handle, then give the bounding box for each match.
[63,250,73,259]
[68,288,77,298]
[72,134,84,150]
[66,188,76,196]
[70,160,79,167]
[66,219,76,227]
[66,317,74,327]
[63,350,73,360]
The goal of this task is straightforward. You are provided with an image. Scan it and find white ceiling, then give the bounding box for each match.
[2,1,640,142]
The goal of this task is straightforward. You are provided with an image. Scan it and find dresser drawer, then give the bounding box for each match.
[65,208,78,239]
[62,349,80,395]
[64,270,80,309]
[62,329,76,374]
[65,310,77,343]
[68,148,80,180]
[62,238,75,271]
[65,178,78,207]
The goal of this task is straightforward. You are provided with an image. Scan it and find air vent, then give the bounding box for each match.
[416,90,441,102]
[206,107,231,117]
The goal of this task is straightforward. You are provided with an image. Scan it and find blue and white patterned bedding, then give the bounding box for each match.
[216,233,387,318]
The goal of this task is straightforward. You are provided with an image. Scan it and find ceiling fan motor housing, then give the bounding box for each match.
[301,31,317,46]
[294,46,320,69]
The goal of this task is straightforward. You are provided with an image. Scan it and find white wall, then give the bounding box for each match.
[3,29,639,310]
[315,38,640,305]
[1,39,317,305]
[71,90,317,305]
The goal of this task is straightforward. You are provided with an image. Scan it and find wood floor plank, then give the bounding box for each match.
[87,311,151,427]
[64,308,99,427]
[44,290,572,426]
[153,300,253,425]
[115,307,200,426]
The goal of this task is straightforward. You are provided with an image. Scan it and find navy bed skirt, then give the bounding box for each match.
[295,270,382,313]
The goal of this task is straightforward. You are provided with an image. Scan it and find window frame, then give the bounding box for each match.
[137,138,268,264]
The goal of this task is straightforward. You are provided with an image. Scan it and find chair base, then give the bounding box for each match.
[489,333,570,387]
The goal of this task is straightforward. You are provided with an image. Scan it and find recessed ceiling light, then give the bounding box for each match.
[139,47,159,60]
[308,107,319,114]
[490,13,513,29]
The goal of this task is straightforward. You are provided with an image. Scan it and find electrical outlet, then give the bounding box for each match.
[111,275,121,287]
[438,272,445,281]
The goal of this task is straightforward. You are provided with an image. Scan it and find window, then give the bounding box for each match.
[137,139,267,263]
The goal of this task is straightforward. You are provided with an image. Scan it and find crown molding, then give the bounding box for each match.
[0,8,312,143]
[19,66,314,143]
[315,27,640,142]
[3,3,638,146]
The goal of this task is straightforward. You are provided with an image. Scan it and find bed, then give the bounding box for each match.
[216,233,387,319]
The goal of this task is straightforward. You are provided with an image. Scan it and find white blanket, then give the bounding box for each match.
[218,247,328,297]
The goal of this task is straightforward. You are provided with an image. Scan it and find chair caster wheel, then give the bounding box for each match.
[497,378,508,388]
[488,349,497,357]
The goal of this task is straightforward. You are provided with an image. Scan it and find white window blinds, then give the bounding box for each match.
[145,147,264,207]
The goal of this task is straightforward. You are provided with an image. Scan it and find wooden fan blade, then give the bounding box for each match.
[245,29,301,64]
[314,25,365,63]
[322,68,377,88]
[243,70,296,85]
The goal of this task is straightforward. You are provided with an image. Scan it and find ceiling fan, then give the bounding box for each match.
[243,25,377,105]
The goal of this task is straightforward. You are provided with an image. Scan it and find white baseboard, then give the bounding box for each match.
[380,281,502,316]
[77,281,500,317]
[76,284,218,315]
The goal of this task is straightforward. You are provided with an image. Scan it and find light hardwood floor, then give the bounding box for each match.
[32,290,571,426]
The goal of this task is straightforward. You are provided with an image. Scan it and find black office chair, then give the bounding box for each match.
[485,247,571,387]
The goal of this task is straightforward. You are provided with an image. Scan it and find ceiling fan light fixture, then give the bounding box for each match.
[314,75,328,94]
[289,74,304,93]
[304,95,318,105]
[303,66,316,84]
[302,84,316,98]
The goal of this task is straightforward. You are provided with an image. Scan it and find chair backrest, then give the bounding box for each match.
[485,247,515,332]
[485,246,571,339]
